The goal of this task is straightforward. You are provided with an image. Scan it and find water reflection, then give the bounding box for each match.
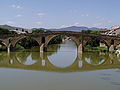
[84,52,107,65]
[0,51,120,72]
[0,40,120,72]
[0,40,120,90]
[47,40,77,68]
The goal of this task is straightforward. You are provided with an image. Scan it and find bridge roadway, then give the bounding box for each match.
[0,52,120,72]
[0,31,120,52]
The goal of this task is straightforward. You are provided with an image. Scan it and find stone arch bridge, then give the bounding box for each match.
[0,31,120,52]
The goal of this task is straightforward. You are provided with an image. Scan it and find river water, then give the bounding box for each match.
[0,40,120,90]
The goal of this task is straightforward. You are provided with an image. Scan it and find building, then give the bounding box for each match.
[100,26,120,36]
[11,28,32,34]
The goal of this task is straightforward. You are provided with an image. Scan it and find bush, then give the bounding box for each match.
[0,46,7,51]
[15,44,25,50]
[85,45,107,51]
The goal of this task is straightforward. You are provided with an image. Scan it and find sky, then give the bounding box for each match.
[0,0,120,29]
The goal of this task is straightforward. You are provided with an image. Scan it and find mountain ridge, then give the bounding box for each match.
[49,26,100,32]
[0,25,29,31]
[0,25,100,32]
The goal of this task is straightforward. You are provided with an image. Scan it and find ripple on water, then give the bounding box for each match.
[100,77,111,80]
[111,82,120,86]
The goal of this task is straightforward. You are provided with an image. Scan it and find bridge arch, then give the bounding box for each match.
[0,42,7,47]
[45,35,80,48]
[83,37,110,51]
[12,36,41,48]
[0,41,7,51]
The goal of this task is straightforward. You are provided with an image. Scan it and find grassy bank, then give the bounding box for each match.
[85,45,108,52]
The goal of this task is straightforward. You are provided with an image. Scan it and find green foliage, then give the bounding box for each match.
[85,45,107,51]
[15,44,25,50]
[87,39,100,47]
[0,28,10,34]
[17,37,39,49]
[0,40,2,43]
[82,30,100,34]
[10,31,17,34]
[32,29,53,33]
[32,29,45,33]
[0,46,7,51]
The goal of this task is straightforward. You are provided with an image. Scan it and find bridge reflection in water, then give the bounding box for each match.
[0,51,120,72]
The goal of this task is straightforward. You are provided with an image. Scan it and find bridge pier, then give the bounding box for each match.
[77,44,83,53]
[7,44,11,53]
[40,52,44,60]
[7,46,10,53]
[40,44,47,52]
[40,44,44,52]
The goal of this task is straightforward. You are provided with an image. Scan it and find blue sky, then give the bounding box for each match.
[0,0,120,29]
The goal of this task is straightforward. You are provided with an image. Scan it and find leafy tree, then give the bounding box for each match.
[82,30,100,34]
[32,29,45,33]
[32,29,53,33]
[86,39,100,47]
[17,37,39,49]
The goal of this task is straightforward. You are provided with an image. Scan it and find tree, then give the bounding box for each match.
[32,29,45,33]
[82,30,100,34]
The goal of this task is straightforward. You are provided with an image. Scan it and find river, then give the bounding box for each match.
[0,40,120,90]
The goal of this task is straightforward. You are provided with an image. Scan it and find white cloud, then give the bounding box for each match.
[11,4,22,9]
[60,22,84,28]
[37,13,45,17]
[11,5,16,8]
[7,21,16,25]
[15,14,22,17]
[86,14,89,16]
[36,22,43,25]
[73,22,82,26]
[81,14,89,17]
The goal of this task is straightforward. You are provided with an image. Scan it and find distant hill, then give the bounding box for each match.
[50,26,100,32]
[0,25,16,30]
[32,28,47,31]
[0,25,29,31]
